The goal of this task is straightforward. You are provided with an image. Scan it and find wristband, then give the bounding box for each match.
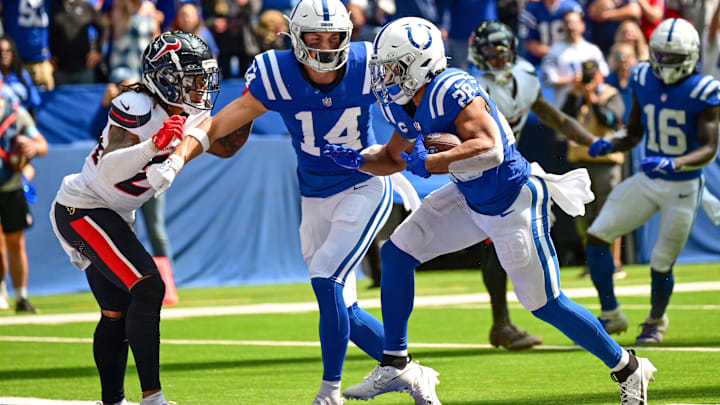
[186,127,210,153]
[166,154,185,173]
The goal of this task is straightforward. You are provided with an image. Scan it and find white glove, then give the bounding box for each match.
[146,154,184,197]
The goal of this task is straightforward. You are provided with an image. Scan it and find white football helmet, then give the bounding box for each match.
[370,17,447,103]
[286,0,352,72]
[649,18,699,84]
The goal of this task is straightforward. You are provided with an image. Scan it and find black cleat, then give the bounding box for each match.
[489,323,542,350]
[15,298,38,313]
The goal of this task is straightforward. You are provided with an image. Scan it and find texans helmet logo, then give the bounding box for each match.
[150,36,181,62]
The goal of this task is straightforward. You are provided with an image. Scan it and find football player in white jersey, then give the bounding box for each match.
[143,1,424,404]
[49,32,241,405]
[467,20,600,350]
[586,18,720,344]
[326,17,656,405]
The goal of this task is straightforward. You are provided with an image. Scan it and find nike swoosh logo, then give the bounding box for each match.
[500,210,514,217]
[120,100,130,110]
[372,373,407,390]
[678,193,690,198]
[353,184,368,190]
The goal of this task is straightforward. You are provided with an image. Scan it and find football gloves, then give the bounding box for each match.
[152,115,186,150]
[323,144,365,170]
[588,138,615,157]
[146,154,184,197]
[401,135,431,178]
[641,156,676,178]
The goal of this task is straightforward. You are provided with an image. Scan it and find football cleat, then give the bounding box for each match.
[343,361,420,400]
[612,352,656,405]
[312,395,344,405]
[599,308,628,334]
[489,323,543,350]
[409,365,441,405]
[15,297,38,313]
[635,314,669,344]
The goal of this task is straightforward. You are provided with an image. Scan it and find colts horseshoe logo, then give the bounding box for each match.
[405,24,432,50]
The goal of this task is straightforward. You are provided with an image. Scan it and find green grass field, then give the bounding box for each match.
[1,263,719,404]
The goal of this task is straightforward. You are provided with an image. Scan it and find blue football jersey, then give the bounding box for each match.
[518,0,582,65]
[631,62,720,181]
[379,68,531,215]
[245,42,378,197]
[1,0,50,62]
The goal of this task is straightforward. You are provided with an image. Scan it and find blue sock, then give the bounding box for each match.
[650,269,673,319]
[587,243,618,311]
[532,293,622,368]
[347,302,384,361]
[380,240,420,352]
[311,278,349,381]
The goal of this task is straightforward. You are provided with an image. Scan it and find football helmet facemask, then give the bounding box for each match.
[286,0,353,72]
[649,18,699,85]
[370,17,447,103]
[469,21,517,85]
[142,31,219,115]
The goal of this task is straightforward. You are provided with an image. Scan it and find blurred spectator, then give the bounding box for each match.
[637,0,663,40]
[665,0,698,24]
[255,9,288,51]
[202,0,261,78]
[446,0,498,69]
[169,2,219,57]
[496,0,523,33]
[605,42,636,124]
[0,80,48,313]
[393,0,447,28]
[0,36,41,117]
[49,0,109,85]
[109,0,158,83]
[586,0,641,55]
[542,10,608,107]
[613,20,649,60]
[518,0,583,66]
[345,0,394,42]
[561,60,625,278]
[702,0,720,79]
[0,0,54,90]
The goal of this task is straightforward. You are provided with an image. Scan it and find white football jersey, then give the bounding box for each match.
[475,58,541,139]
[55,91,209,222]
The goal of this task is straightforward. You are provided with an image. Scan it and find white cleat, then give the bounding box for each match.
[312,394,345,405]
[599,308,629,335]
[409,365,441,405]
[343,362,420,400]
[613,354,656,405]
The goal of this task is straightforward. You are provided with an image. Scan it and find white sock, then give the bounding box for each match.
[611,349,630,372]
[140,391,166,405]
[111,399,128,405]
[16,286,27,300]
[318,380,341,398]
[383,350,408,358]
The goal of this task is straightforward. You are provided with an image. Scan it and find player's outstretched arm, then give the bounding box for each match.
[530,91,597,146]
[674,105,720,171]
[206,121,254,158]
[610,94,645,151]
[424,97,500,174]
[358,131,413,175]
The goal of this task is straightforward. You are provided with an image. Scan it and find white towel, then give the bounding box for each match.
[701,186,720,226]
[530,162,595,217]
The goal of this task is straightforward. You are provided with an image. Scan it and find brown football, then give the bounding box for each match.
[8,141,28,172]
[423,132,462,154]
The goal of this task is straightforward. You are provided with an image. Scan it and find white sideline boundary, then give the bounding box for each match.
[1,335,719,352]
[1,281,719,326]
[0,399,138,405]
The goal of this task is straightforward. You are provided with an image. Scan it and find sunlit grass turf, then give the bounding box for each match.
[0,263,718,404]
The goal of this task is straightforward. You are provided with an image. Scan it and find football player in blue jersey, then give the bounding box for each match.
[586,18,720,345]
[325,17,656,405]
[146,1,424,404]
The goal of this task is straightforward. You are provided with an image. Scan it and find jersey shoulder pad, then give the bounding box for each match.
[427,69,481,120]
[245,49,294,104]
[108,91,153,129]
[347,41,375,98]
[687,73,720,105]
[629,62,651,93]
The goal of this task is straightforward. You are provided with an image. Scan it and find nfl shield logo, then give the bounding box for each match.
[413,121,422,131]
[322,97,332,107]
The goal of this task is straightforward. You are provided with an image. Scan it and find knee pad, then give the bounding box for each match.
[390,219,432,259]
[129,275,165,315]
[492,231,531,270]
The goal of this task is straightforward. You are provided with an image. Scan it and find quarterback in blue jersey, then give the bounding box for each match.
[148,1,409,404]
[586,18,720,345]
[326,17,656,405]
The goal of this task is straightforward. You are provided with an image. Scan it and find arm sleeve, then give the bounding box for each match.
[96,138,158,185]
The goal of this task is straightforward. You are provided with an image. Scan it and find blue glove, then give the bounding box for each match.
[641,156,676,178]
[588,138,615,157]
[323,144,365,170]
[21,174,36,204]
[401,136,430,178]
